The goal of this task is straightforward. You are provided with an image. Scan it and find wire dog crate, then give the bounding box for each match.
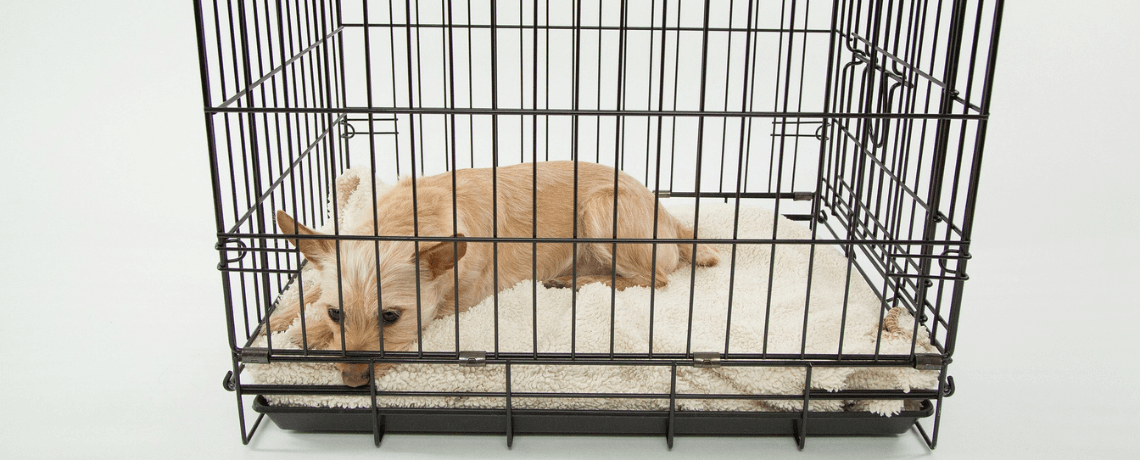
[195,0,1003,450]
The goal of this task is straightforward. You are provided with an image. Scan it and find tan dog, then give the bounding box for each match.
[269,161,718,386]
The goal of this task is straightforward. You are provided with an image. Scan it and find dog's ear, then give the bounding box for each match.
[276,210,335,269]
[416,234,467,279]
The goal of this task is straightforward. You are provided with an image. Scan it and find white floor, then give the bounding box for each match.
[2,1,1138,459]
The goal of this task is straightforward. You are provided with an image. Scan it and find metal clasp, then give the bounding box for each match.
[458,351,486,367]
[693,352,721,368]
[240,347,270,364]
[915,354,943,370]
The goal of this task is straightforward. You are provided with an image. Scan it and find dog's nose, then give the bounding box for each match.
[341,368,370,387]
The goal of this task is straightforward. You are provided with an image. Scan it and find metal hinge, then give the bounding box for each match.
[914,354,943,370]
[240,347,270,364]
[792,192,814,201]
[656,190,672,199]
[458,351,486,367]
[693,352,721,368]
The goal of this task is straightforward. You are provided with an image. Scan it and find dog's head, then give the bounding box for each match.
[275,210,466,387]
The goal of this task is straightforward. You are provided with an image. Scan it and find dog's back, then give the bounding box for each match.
[365,161,716,308]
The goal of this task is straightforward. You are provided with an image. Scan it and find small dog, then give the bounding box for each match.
[269,161,718,386]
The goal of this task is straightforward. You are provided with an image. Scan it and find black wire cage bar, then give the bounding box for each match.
[196,0,1003,450]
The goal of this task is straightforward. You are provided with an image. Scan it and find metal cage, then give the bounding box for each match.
[195,0,1003,450]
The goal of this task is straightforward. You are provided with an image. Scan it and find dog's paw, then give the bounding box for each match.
[695,246,720,267]
[542,277,571,289]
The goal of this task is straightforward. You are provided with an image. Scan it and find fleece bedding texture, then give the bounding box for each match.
[249,167,938,416]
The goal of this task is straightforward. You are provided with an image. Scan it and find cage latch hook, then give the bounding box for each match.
[338,118,356,139]
[216,238,248,269]
[458,351,487,367]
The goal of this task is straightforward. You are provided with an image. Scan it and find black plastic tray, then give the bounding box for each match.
[254,396,932,437]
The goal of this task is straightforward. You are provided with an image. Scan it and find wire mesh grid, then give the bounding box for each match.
[195,0,1003,449]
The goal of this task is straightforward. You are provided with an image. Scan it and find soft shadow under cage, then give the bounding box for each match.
[195,0,1002,450]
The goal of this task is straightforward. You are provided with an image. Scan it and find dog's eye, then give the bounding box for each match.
[327,308,342,323]
[381,310,400,325]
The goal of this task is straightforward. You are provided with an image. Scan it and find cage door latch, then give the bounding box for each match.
[693,352,721,368]
[459,351,487,367]
[240,347,270,364]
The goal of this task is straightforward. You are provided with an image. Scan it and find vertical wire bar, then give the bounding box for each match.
[593,0,603,164]
[317,0,337,183]
[445,0,462,357]
[369,361,383,447]
[413,0,427,176]
[641,0,657,187]
[531,0,540,359]
[544,0,550,163]
[490,0,502,358]
[795,364,813,450]
[230,0,255,341]
[519,0,525,167]
[788,0,813,193]
[666,362,677,449]
[467,1,475,168]
[647,0,668,358]
[738,0,763,194]
[570,0,582,359]
[251,0,281,304]
[815,0,844,357]
[860,0,890,360]
[608,0,629,358]
[404,0,426,358]
[761,0,798,357]
[666,0,681,194]
[363,0,388,358]
[778,0,801,356]
[715,0,736,196]
[766,0,788,194]
[724,0,757,355]
[793,0,823,359]
[505,361,514,447]
[334,0,348,138]
[389,0,403,177]
[683,0,714,356]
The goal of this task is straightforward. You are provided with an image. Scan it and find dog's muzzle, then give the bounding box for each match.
[340,364,371,387]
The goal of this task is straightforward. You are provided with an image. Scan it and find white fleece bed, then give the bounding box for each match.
[248,168,938,416]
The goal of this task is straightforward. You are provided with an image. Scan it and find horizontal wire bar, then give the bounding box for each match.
[238,350,927,366]
[341,22,833,34]
[237,384,939,400]
[207,106,989,120]
[219,232,969,247]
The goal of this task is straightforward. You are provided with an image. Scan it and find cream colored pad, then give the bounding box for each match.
[249,167,938,416]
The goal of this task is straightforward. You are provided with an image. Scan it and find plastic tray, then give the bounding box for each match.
[254,396,933,437]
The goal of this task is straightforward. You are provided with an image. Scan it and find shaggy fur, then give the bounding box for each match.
[270,161,719,386]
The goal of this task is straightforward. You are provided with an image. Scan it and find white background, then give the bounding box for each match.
[2,1,1138,459]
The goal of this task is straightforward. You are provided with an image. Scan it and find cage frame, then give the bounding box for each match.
[194,0,1004,450]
